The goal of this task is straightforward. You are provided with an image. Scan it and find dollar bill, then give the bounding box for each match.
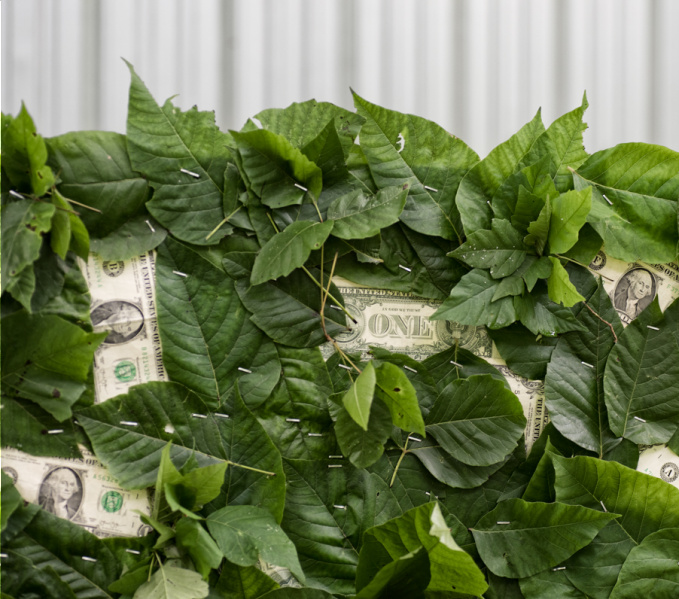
[637,444,679,490]
[1,446,151,538]
[588,252,679,326]
[79,251,167,402]
[330,277,548,449]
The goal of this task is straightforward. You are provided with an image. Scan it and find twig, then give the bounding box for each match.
[582,300,618,343]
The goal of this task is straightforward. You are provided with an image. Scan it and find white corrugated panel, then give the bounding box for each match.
[2,0,677,157]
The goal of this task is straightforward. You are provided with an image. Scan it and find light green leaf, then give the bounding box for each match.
[156,237,280,405]
[471,498,618,578]
[133,562,208,599]
[341,361,376,431]
[2,104,55,196]
[524,197,551,255]
[251,220,334,285]
[450,219,528,279]
[547,257,585,307]
[1,312,106,421]
[207,505,305,583]
[327,186,408,240]
[353,92,478,242]
[374,362,425,437]
[1,199,55,295]
[544,278,623,455]
[425,375,526,467]
[50,192,72,260]
[604,297,679,444]
[125,62,232,245]
[174,519,222,580]
[457,110,544,235]
[77,382,286,522]
[236,269,348,348]
[357,502,488,597]
[548,188,592,254]
[609,528,679,598]
[430,268,517,329]
[231,128,323,207]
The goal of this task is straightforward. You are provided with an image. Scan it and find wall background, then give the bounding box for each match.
[2,0,678,158]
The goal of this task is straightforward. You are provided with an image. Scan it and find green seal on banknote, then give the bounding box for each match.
[114,360,136,382]
[101,491,123,513]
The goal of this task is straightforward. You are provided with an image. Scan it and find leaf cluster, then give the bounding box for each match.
[2,63,679,599]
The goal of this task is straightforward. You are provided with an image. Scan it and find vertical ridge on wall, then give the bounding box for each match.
[2,0,677,157]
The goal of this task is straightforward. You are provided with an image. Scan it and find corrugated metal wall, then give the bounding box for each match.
[2,0,678,158]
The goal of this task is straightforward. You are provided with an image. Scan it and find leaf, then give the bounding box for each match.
[212,561,279,598]
[1,312,106,421]
[604,297,679,444]
[544,280,623,455]
[425,375,526,467]
[512,185,547,233]
[2,104,55,196]
[251,220,334,284]
[77,382,286,521]
[457,110,544,235]
[514,283,586,336]
[341,361,377,431]
[1,199,55,295]
[236,269,348,348]
[327,186,408,240]
[353,92,479,242]
[520,255,553,291]
[374,362,425,436]
[133,562,208,599]
[1,472,23,532]
[492,275,525,302]
[47,131,152,243]
[89,214,167,261]
[280,459,402,594]
[487,324,559,380]
[356,546,431,598]
[1,552,79,599]
[430,268,517,329]
[3,508,123,599]
[547,257,585,307]
[471,498,618,578]
[231,128,323,207]
[548,188,592,254]
[609,528,679,598]
[449,219,529,279]
[156,237,280,405]
[206,505,305,583]
[356,502,488,597]
[519,567,590,599]
[524,197,551,255]
[125,61,232,245]
[174,519,222,579]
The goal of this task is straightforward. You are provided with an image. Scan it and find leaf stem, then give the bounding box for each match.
[301,265,357,325]
[582,299,618,343]
[389,436,411,488]
[226,459,276,477]
[205,206,242,241]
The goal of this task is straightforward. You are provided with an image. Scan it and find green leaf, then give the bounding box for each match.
[374,362,425,436]
[512,185,547,233]
[514,283,586,336]
[251,220,334,284]
[471,498,618,578]
[89,214,167,261]
[236,269,348,348]
[457,110,544,235]
[125,61,232,245]
[547,257,585,307]
[50,193,72,260]
[356,546,430,598]
[492,276,525,302]
[544,278,623,455]
[604,297,679,444]
[430,268,517,329]
[3,508,123,599]
[357,502,488,597]
[548,188,592,254]
[519,567,590,599]
[327,186,408,240]
[231,128,323,207]
[487,324,559,380]
[133,562,208,599]
[450,219,528,279]
[1,312,106,421]
[2,104,55,196]
[425,375,526,467]
[212,561,279,598]
[156,237,280,405]
[524,197,551,255]
[47,131,151,244]
[1,552,79,599]
[206,505,305,583]
[77,382,286,521]
[1,472,23,532]
[341,361,376,431]
[609,528,679,598]
[520,255,553,292]
[175,519,222,579]
[353,92,478,242]
[1,199,55,295]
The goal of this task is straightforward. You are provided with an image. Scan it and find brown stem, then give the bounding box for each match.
[582,300,618,343]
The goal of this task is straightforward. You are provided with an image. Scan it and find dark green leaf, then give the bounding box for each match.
[125,62,232,245]
[487,324,559,380]
[175,518,222,579]
[212,561,279,598]
[1,551,79,599]
[88,214,167,261]
[514,283,586,336]
[524,197,551,255]
[1,472,23,532]
[472,498,618,578]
